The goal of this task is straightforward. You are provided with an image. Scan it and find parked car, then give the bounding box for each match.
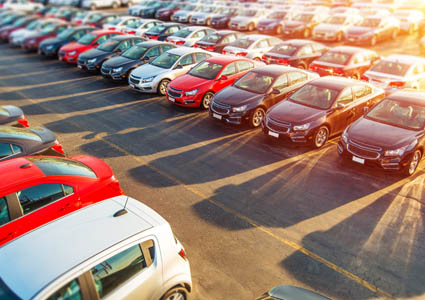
[70,10,90,25]
[338,89,425,176]
[84,13,120,28]
[345,15,400,46]
[0,105,28,127]
[222,34,282,61]
[143,22,184,41]
[358,7,391,17]
[2,0,42,12]
[0,12,25,30]
[210,65,319,127]
[102,16,140,31]
[55,7,80,22]
[138,2,170,18]
[81,0,121,10]
[0,196,191,299]
[58,29,122,63]
[129,47,212,95]
[194,29,244,53]
[166,26,214,46]
[78,35,145,72]
[257,8,298,35]
[171,5,201,23]
[331,7,359,15]
[167,56,257,109]
[263,76,385,148]
[0,155,124,246]
[38,26,95,57]
[309,46,380,79]
[0,15,38,42]
[155,2,182,21]
[229,9,267,31]
[393,9,424,33]
[131,19,162,36]
[128,0,155,16]
[210,6,238,29]
[22,22,69,52]
[0,125,65,161]
[9,18,57,47]
[312,14,363,42]
[281,10,330,39]
[262,39,328,70]
[362,54,425,93]
[257,285,331,300]
[102,41,176,81]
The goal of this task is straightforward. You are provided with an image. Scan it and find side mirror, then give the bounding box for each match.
[218,75,228,81]
[363,106,369,114]
[337,103,346,110]
[271,88,280,95]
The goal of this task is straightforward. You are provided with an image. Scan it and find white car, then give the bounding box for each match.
[2,0,42,12]
[102,16,141,31]
[129,47,213,95]
[313,14,363,42]
[0,196,192,300]
[393,9,424,33]
[363,54,425,93]
[81,0,121,10]
[166,26,215,47]
[133,19,163,36]
[222,34,282,61]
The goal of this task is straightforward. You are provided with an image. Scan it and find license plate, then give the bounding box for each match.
[352,156,365,164]
[77,65,82,69]
[130,84,135,89]
[268,131,279,138]
[168,97,175,102]
[213,113,222,120]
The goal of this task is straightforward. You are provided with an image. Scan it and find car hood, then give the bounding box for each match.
[132,63,170,78]
[284,21,305,28]
[24,32,44,40]
[192,12,208,18]
[79,48,111,59]
[214,86,264,106]
[346,26,373,35]
[223,46,252,54]
[103,55,136,68]
[174,10,191,17]
[315,23,342,32]
[268,100,325,124]
[169,74,210,90]
[31,126,56,144]
[347,117,416,148]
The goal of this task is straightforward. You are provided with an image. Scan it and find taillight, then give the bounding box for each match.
[360,75,369,81]
[236,52,247,56]
[178,248,187,260]
[17,117,29,127]
[333,68,345,75]
[389,81,404,88]
[193,43,199,48]
[51,142,65,155]
[309,64,317,71]
[108,27,115,30]
[165,38,169,42]
[205,45,216,51]
[89,23,96,27]
[278,58,289,65]
[109,179,123,194]
[150,35,160,40]
[221,49,226,54]
[128,31,136,34]
[175,40,185,45]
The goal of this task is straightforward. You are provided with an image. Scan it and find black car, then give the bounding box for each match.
[77,35,146,72]
[0,105,29,127]
[262,39,328,70]
[209,65,319,128]
[101,40,176,81]
[143,23,184,41]
[210,7,238,29]
[345,16,400,46]
[194,30,244,53]
[39,26,95,57]
[0,126,65,161]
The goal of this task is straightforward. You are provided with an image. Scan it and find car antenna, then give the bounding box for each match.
[113,196,129,217]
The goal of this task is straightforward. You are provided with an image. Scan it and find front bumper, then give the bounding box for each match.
[38,45,58,56]
[128,75,157,93]
[58,51,79,63]
[258,26,278,34]
[211,19,228,28]
[345,35,372,44]
[166,88,202,107]
[209,102,250,125]
[313,32,338,41]
[229,23,250,31]
[101,66,126,80]
[262,120,313,143]
[77,58,99,71]
[190,18,207,25]
[281,27,305,37]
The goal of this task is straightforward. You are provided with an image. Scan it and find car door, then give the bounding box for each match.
[328,87,355,134]
[0,143,23,161]
[141,46,160,64]
[351,84,377,119]
[264,74,289,109]
[115,39,132,55]
[213,62,238,91]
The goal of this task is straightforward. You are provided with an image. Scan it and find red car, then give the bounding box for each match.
[166,56,257,109]
[0,155,124,246]
[58,29,122,64]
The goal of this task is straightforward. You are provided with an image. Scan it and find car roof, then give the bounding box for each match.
[252,64,303,76]
[383,54,425,64]
[0,157,45,191]
[269,285,331,300]
[328,46,372,54]
[205,55,250,64]
[136,40,172,47]
[0,196,167,300]
[0,126,41,141]
[216,29,238,35]
[167,46,207,55]
[310,76,362,90]
[387,89,425,106]
[283,39,322,47]
[91,29,121,36]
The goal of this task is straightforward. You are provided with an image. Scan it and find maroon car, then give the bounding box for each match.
[338,89,425,176]
[262,76,385,148]
[309,46,380,79]
[22,22,69,52]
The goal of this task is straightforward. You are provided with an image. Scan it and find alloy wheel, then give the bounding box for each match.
[158,79,170,96]
[164,292,185,300]
[314,126,328,148]
[408,150,421,175]
[251,108,265,128]
[201,92,213,109]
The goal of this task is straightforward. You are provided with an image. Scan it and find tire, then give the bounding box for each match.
[297,62,307,69]
[248,23,254,31]
[187,16,192,23]
[391,29,398,40]
[303,28,311,38]
[370,35,377,46]
[313,126,329,148]
[250,107,265,128]
[404,149,422,176]
[254,57,262,61]
[206,18,211,26]
[201,92,214,109]
[161,287,188,300]
[158,79,170,96]
[351,72,360,80]
[336,31,343,42]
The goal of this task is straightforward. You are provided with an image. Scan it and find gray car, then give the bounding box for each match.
[0,105,29,127]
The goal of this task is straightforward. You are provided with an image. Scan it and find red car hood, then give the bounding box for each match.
[169,74,211,91]
[60,41,92,53]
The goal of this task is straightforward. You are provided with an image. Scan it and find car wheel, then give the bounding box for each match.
[112,1,119,8]
[370,35,377,46]
[297,62,307,69]
[161,287,188,300]
[248,23,254,31]
[351,72,360,80]
[276,25,282,34]
[201,92,214,109]
[158,79,170,96]
[250,107,265,128]
[405,149,422,176]
[90,3,96,10]
[336,31,343,42]
[187,16,192,23]
[313,126,329,148]
[391,29,398,40]
[303,28,311,38]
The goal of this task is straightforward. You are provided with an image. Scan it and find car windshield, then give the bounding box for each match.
[290,84,340,109]
[217,7,234,14]
[0,126,41,142]
[26,20,40,30]
[200,6,214,12]
[367,99,425,130]
[40,24,56,35]
[369,60,410,76]
[151,52,180,69]
[27,156,97,178]
[78,33,96,45]
[228,39,254,49]
[234,72,274,94]
[317,51,351,65]
[268,11,286,18]
[270,43,298,56]
[122,45,148,59]
[57,28,75,40]
[87,13,103,23]
[149,25,166,34]
[200,33,221,43]
[326,16,347,24]
[293,14,313,22]
[189,61,223,80]
[360,18,380,27]
[172,28,193,38]
[1,15,16,25]
[239,10,257,17]
[97,40,120,51]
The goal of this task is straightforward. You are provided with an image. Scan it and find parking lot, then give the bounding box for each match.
[1,21,425,300]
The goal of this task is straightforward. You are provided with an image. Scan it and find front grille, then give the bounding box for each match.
[347,139,381,159]
[168,87,182,98]
[266,117,290,133]
[211,101,230,114]
[130,76,140,85]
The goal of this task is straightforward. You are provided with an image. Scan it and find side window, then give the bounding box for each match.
[94,35,108,45]
[268,38,281,46]
[312,43,326,52]
[236,60,254,72]
[144,22,154,29]
[47,279,82,300]
[167,26,179,34]
[0,143,13,159]
[412,64,425,75]
[193,30,205,38]
[298,45,313,56]
[132,38,144,45]
[72,30,84,40]
[254,39,269,49]
[17,183,73,215]
[221,36,230,44]
[117,40,131,51]
[161,45,174,52]
[145,46,160,58]
[272,74,288,91]
[194,53,210,63]
[91,244,147,299]
[11,144,22,154]
[179,54,193,66]
[56,26,67,34]
[352,85,371,99]
[288,72,307,85]
[337,88,353,105]
[221,62,237,76]
[0,197,10,226]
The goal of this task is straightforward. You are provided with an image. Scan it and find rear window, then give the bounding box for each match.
[0,126,41,142]
[27,157,97,178]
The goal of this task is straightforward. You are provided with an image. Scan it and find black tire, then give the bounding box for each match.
[303,28,311,38]
[161,287,188,300]
[313,126,329,148]
[158,79,170,96]
[297,62,307,69]
[250,107,265,128]
[248,23,254,31]
[206,18,211,26]
[201,92,214,110]
[370,35,377,46]
[351,72,360,80]
[404,149,422,176]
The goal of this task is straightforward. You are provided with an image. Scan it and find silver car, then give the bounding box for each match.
[166,26,215,46]
[313,14,363,42]
[129,47,213,95]
[229,9,268,31]
[0,196,192,300]
[222,34,282,61]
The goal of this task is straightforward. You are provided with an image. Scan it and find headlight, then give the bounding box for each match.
[385,147,406,157]
[341,128,348,143]
[142,76,155,83]
[112,67,123,73]
[68,51,77,56]
[231,105,247,112]
[293,123,310,131]
[185,89,199,96]
[87,58,97,64]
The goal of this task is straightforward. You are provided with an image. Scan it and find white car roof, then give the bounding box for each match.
[167,46,209,55]
[0,196,167,300]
